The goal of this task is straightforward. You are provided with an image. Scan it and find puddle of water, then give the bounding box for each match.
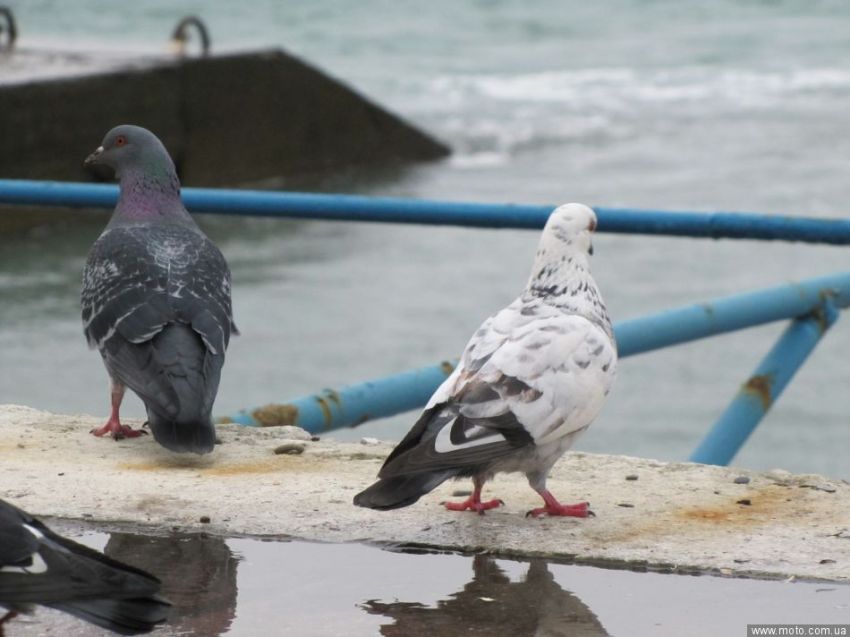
[5,524,849,637]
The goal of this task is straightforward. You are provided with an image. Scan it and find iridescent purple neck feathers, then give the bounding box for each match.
[112,165,193,226]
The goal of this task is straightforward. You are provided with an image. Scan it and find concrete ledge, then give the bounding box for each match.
[1,404,847,582]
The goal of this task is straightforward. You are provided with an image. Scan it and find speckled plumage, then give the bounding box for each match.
[81,125,236,454]
[354,203,617,515]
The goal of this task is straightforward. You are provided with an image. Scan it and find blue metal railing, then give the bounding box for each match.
[226,273,848,466]
[2,179,847,466]
[2,179,850,243]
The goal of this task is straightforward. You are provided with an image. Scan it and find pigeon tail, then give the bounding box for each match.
[142,324,219,454]
[146,410,215,455]
[353,472,454,510]
[49,596,171,636]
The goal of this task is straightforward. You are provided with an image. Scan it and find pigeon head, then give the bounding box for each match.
[536,203,598,262]
[526,203,610,332]
[85,125,189,223]
[84,125,177,181]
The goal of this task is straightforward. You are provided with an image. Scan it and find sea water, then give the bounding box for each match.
[1,1,849,478]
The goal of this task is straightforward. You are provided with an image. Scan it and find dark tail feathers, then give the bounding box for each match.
[50,596,171,636]
[353,472,453,510]
[146,412,215,454]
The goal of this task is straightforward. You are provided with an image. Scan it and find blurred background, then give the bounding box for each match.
[1,1,848,478]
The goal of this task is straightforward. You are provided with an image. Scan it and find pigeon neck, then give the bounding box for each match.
[112,166,193,225]
[527,253,614,339]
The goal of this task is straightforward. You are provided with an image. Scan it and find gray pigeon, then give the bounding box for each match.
[81,125,236,454]
[354,203,617,517]
[0,498,170,635]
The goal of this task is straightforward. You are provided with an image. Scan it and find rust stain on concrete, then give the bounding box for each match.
[676,484,802,526]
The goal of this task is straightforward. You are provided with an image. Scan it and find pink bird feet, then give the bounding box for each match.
[442,491,504,515]
[526,490,594,518]
[90,416,148,440]
[441,488,594,518]
[1,610,19,636]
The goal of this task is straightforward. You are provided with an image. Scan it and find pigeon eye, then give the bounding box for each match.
[115,135,127,147]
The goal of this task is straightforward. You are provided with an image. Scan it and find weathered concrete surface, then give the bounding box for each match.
[0,48,449,185]
[1,404,848,582]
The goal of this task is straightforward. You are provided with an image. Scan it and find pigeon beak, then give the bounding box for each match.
[84,146,105,166]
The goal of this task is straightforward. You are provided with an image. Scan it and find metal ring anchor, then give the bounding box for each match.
[0,6,17,52]
[170,16,210,57]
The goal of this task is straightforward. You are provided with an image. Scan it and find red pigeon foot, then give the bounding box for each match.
[0,610,18,637]
[443,489,504,515]
[90,418,147,440]
[526,490,593,518]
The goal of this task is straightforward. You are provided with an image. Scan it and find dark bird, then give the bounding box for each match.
[0,499,170,635]
[82,125,237,454]
[354,204,617,517]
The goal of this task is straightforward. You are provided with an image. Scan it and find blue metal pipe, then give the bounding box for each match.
[2,179,850,243]
[615,270,850,356]
[689,299,840,465]
[226,361,457,432]
[226,271,850,431]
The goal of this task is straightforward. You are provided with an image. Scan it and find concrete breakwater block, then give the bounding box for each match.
[1,404,847,582]
[0,49,449,185]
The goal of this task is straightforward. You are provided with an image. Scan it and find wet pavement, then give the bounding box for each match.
[6,523,850,637]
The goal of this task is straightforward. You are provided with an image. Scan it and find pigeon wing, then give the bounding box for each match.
[81,224,235,417]
[0,500,170,633]
[379,300,615,479]
[0,500,39,569]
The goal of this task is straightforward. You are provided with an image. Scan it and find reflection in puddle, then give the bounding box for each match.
[104,533,239,636]
[8,525,850,637]
[362,554,607,636]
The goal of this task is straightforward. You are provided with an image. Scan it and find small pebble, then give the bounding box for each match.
[733,476,750,484]
[311,436,321,442]
[736,498,751,506]
[452,489,472,497]
[199,515,211,524]
[360,437,380,446]
[625,474,639,481]
[819,559,836,565]
[274,442,305,455]
[733,559,750,564]
[800,482,837,493]
[57,472,64,476]
[617,503,634,508]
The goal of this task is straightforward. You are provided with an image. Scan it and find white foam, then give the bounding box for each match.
[426,66,850,108]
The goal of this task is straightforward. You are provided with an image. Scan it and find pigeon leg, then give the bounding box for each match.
[443,478,504,515]
[526,489,592,518]
[0,610,17,636]
[90,383,147,439]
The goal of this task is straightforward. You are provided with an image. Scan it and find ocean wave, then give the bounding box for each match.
[416,66,850,161]
[426,67,850,108]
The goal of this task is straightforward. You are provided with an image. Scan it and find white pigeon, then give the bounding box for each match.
[354,203,617,517]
